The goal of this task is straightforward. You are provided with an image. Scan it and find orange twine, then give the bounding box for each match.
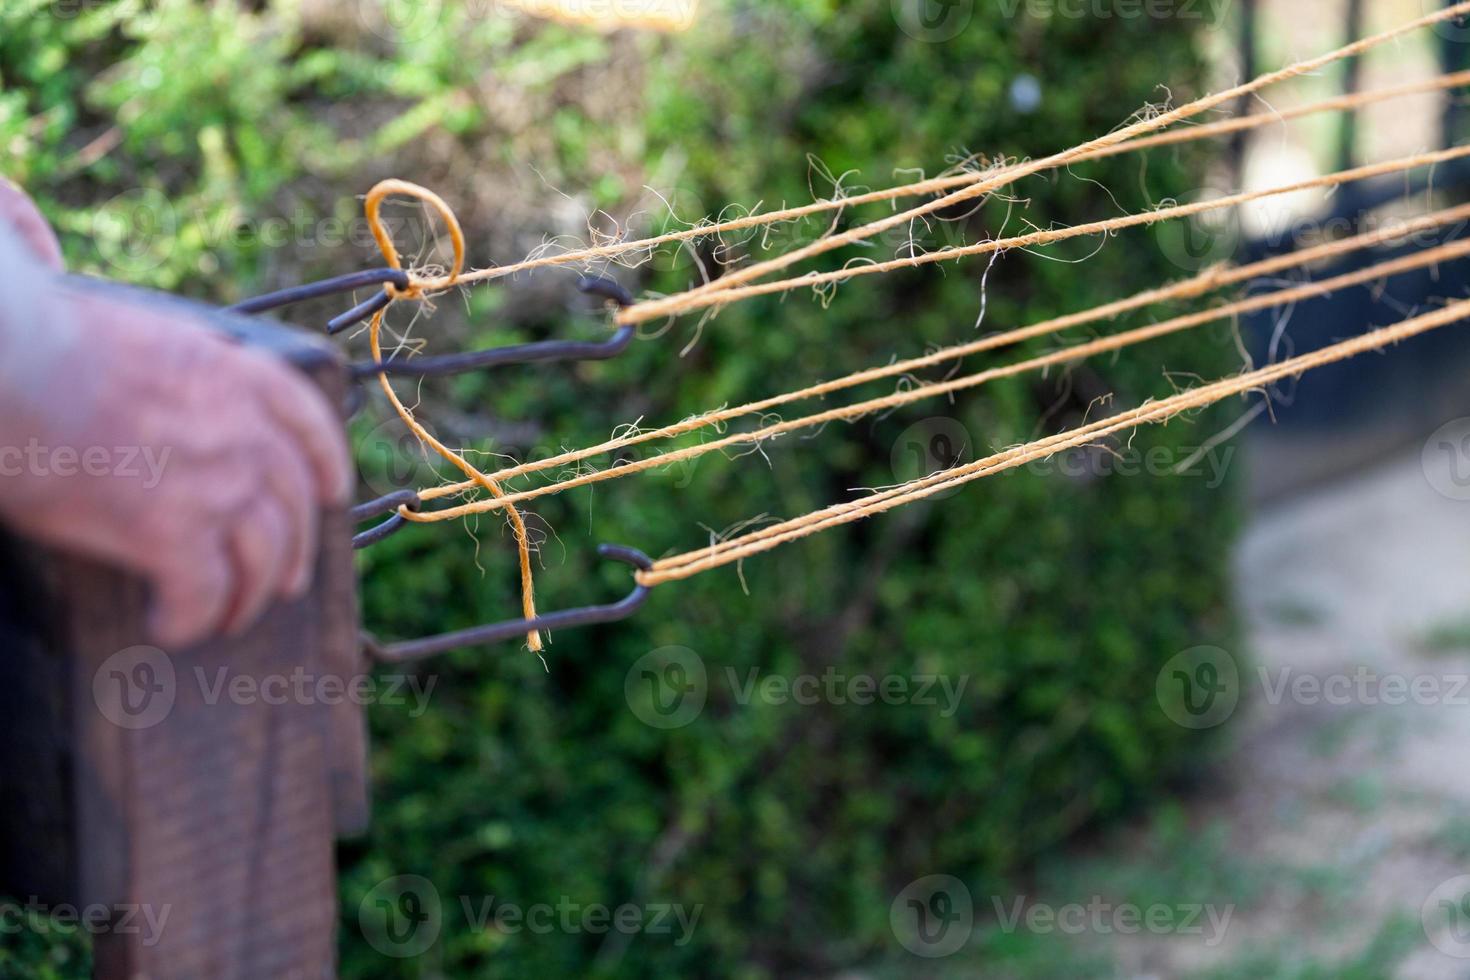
[362,179,544,653]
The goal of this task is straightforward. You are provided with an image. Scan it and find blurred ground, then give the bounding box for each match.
[1208,444,1470,979]
[945,445,1470,978]
[1152,445,1470,977]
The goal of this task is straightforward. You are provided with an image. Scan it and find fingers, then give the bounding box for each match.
[255,424,320,597]
[56,291,355,648]
[147,539,232,649]
[243,350,353,506]
[148,436,319,646]
[220,494,293,637]
[0,179,64,272]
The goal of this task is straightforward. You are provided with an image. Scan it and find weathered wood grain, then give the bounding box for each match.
[0,279,365,979]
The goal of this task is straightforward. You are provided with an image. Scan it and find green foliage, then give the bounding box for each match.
[3,1,1240,977]
[0,903,90,980]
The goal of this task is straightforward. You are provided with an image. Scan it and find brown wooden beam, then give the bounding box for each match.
[0,280,366,979]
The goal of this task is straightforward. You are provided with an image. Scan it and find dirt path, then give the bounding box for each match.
[1126,446,1470,977]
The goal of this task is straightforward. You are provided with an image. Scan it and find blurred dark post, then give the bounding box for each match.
[1444,0,1470,147]
[1337,0,1362,173]
[0,285,367,980]
[1228,0,1257,183]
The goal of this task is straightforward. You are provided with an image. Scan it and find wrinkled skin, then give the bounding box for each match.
[0,182,351,648]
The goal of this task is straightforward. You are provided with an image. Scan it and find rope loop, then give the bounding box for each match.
[359,178,543,652]
[364,179,467,302]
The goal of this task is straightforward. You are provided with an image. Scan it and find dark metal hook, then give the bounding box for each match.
[351,490,422,550]
[353,325,635,379]
[236,270,653,652]
[226,268,411,316]
[328,290,395,334]
[234,268,637,378]
[363,545,653,662]
[350,274,636,378]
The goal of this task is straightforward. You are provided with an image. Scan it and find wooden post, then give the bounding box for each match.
[0,280,367,979]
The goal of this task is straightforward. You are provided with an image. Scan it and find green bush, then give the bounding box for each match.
[2,2,1238,977]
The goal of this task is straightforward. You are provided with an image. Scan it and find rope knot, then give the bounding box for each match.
[385,278,427,302]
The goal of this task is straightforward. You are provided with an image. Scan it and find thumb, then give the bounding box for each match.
[0,178,64,272]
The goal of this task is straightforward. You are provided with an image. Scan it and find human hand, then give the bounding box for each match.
[0,183,353,648]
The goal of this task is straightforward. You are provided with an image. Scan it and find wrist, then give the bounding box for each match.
[0,231,89,439]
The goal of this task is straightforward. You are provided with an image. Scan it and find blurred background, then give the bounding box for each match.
[4,0,1470,977]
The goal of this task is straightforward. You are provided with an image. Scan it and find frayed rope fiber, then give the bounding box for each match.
[353,0,1470,611]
